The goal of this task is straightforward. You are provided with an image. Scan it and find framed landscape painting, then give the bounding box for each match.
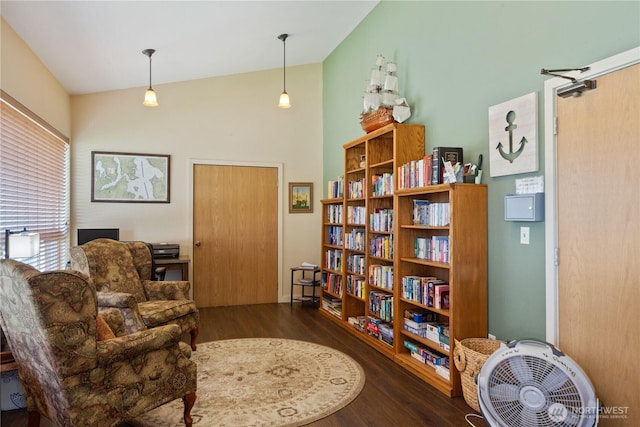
[91,151,170,203]
[289,182,313,213]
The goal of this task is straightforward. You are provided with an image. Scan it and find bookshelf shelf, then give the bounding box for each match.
[398,257,451,269]
[320,122,487,398]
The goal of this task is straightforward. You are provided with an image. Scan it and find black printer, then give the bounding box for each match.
[150,243,180,259]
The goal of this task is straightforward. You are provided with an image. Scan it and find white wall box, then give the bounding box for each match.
[504,193,544,222]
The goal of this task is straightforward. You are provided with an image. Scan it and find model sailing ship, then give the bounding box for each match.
[360,55,411,133]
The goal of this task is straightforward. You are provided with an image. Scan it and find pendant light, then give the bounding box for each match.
[277,34,291,109]
[142,49,159,107]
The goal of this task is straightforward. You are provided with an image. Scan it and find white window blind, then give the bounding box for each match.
[1,92,70,271]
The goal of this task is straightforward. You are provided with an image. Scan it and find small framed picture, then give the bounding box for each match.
[91,151,170,203]
[289,182,313,213]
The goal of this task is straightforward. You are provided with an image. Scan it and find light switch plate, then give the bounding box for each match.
[520,227,530,245]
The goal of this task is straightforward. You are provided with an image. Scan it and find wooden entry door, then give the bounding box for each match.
[557,63,639,425]
[193,164,279,307]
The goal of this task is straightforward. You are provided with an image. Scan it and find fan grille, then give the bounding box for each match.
[487,355,585,427]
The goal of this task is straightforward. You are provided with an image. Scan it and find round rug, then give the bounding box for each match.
[133,338,365,427]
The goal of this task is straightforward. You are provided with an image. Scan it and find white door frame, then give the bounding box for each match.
[543,47,640,344]
[187,159,284,301]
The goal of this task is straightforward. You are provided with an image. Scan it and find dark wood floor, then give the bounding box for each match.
[2,303,484,426]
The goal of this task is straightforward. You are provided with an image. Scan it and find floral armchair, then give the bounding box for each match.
[0,259,197,427]
[69,239,200,350]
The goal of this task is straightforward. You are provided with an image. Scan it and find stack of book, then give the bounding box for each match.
[322,296,342,318]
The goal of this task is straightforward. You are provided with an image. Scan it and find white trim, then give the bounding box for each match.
[544,47,640,344]
[187,159,284,302]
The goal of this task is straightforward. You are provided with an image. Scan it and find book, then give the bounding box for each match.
[434,284,449,309]
[299,262,318,269]
[431,147,463,185]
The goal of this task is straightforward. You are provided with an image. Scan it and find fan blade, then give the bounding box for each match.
[520,407,540,426]
[541,365,569,391]
[509,356,533,384]
[490,383,520,402]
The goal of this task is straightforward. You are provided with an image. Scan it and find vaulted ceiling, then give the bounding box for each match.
[2,1,378,95]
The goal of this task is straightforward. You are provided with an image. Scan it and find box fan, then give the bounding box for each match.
[476,340,599,427]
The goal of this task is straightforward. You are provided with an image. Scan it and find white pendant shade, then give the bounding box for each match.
[143,89,158,107]
[278,91,291,109]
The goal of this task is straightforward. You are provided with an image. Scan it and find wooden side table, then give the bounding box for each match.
[290,267,321,307]
[154,257,190,281]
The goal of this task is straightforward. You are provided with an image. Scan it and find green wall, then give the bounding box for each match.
[322,1,639,340]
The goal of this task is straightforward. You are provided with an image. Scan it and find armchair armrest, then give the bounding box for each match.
[96,324,182,365]
[142,280,191,300]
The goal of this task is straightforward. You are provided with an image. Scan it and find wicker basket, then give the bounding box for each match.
[453,338,502,413]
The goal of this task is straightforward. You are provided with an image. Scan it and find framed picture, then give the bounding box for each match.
[289,182,313,213]
[91,151,170,203]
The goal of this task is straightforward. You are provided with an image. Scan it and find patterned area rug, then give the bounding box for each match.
[131,338,365,427]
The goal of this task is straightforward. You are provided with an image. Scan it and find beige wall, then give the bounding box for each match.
[71,64,323,301]
[0,18,70,137]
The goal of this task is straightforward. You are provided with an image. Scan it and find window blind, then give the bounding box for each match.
[1,92,70,271]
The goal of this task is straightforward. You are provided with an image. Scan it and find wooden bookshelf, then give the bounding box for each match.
[395,183,487,396]
[320,122,488,397]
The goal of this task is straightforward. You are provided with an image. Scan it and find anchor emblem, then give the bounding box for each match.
[496,110,527,163]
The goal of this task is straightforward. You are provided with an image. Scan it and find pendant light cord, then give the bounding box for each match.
[282,36,286,92]
[148,55,153,90]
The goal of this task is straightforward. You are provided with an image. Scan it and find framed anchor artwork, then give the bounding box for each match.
[488,92,538,177]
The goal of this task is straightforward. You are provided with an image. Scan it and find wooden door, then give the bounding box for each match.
[557,63,639,425]
[193,164,278,307]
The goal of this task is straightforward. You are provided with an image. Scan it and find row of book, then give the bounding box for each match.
[324,249,343,272]
[401,276,449,309]
[403,317,451,353]
[348,316,394,347]
[327,226,343,246]
[327,176,344,199]
[398,155,432,190]
[370,291,393,322]
[370,208,393,232]
[376,320,394,347]
[404,339,450,380]
[369,264,393,290]
[322,272,343,297]
[346,254,366,275]
[348,177,365,199]
[371,173,394,196]
[412,200,450,227]
[370,234,393,259]
[326,204,343,224]
[346,275,365,298]
[346,206,366,226]
[415,236,450,263]
[397,147,464,189]
[344,228,365,251]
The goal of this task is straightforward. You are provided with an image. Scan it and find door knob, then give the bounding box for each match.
[194,241,201,247]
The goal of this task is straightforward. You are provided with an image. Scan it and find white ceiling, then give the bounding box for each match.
[1,1,378,95]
